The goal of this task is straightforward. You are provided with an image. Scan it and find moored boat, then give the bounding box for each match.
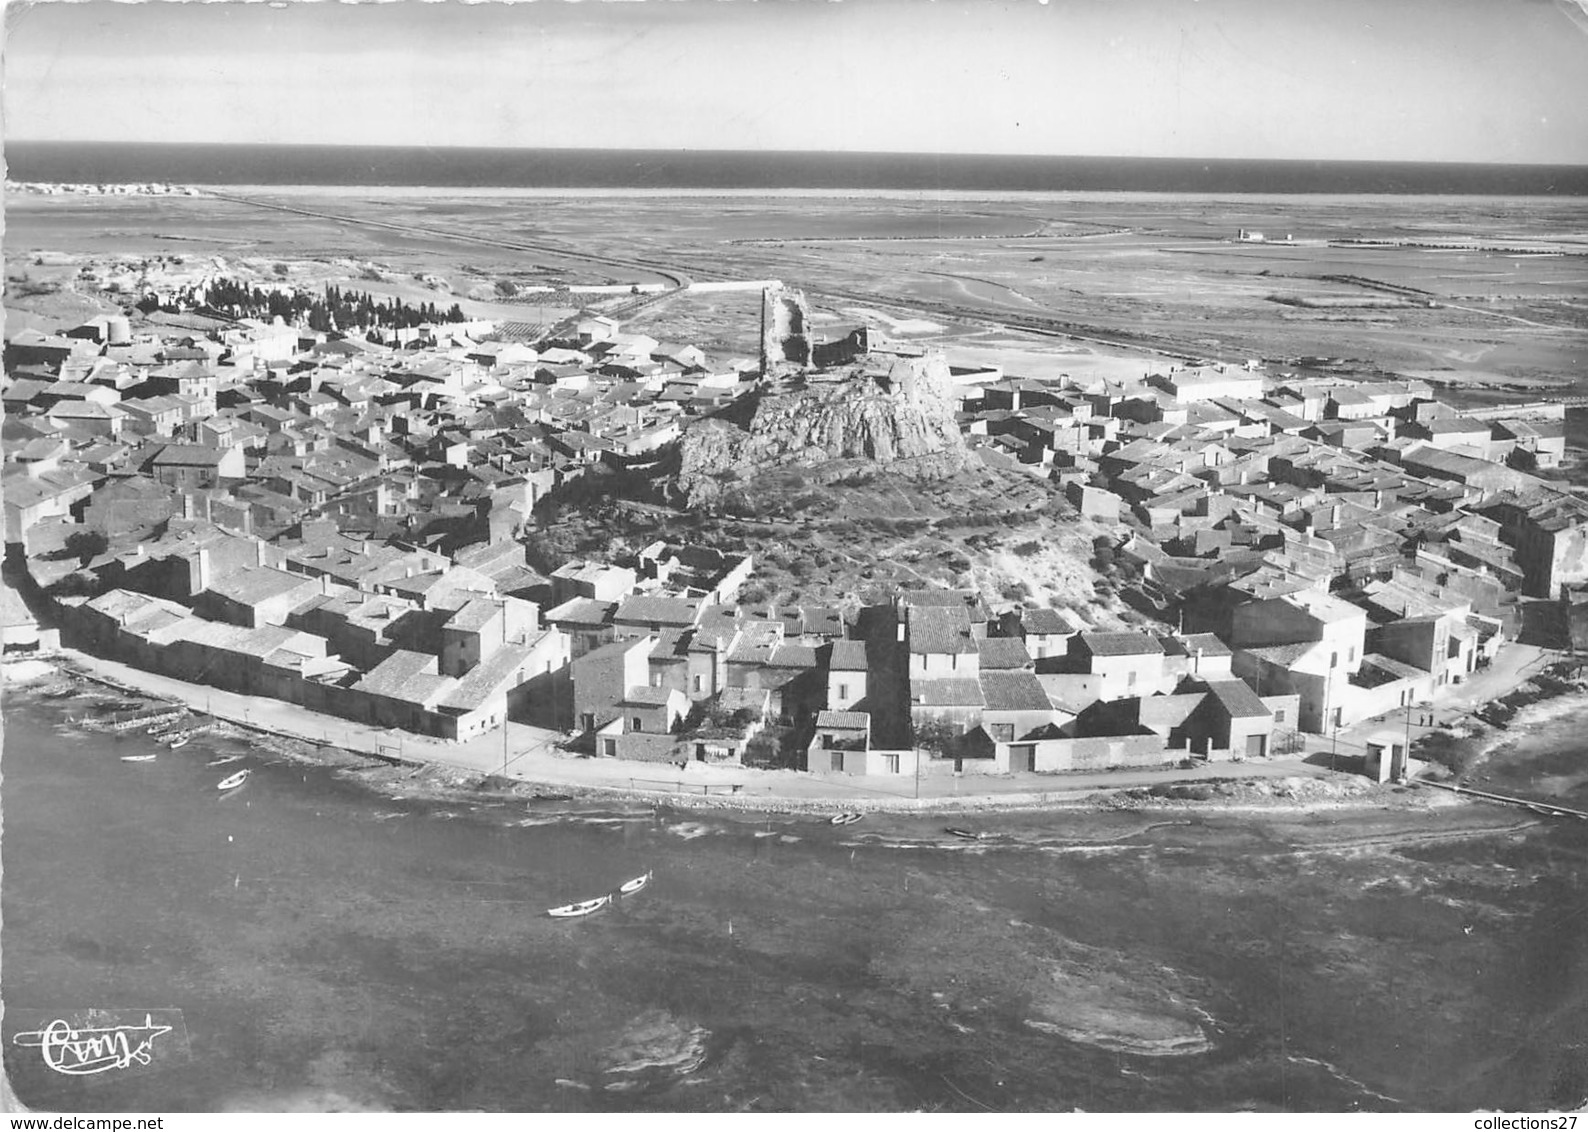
[830,812,863,826]
[217,769,250,791]
[121,754,157,763]
[207,754,245,768]
[547,895,610,918]
[168,734,190,749]
[945,827,984,841]
[617,871,652,895]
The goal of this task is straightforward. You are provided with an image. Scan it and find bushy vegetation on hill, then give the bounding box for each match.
[525,457,1131,623]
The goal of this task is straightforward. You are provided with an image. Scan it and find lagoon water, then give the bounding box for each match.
[5,686,1588,1112]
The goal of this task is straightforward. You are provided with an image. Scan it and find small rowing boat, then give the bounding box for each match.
[207,754,245,768]
[618,871,652,895]
[547,895,609,919]
[830,812,863,826]
[121,754,157,763]
[168,735,190,749]
[945,827,985,841]
[217,769,250,791]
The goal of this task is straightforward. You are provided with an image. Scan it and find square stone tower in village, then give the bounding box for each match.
[760,283,812,375]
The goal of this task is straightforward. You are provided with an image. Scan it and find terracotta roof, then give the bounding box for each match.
[912,678,984,707]
[1079,631,1164,657]
[978,671,1052,712]
[615,595,702,627]
[908,605,976,655]
[976,636,1033,669]
[1196,678,1271,719]
[828,639,869,671]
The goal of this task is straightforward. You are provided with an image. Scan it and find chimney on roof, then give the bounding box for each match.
[188,548,211,595]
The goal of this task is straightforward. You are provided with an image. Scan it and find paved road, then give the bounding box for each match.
[1327,642,1559,761]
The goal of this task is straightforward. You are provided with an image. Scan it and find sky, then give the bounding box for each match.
[5,0,1588,164]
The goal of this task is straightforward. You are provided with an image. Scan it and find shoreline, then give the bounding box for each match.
[1456,684,1588,787]
[5,652,1526,826]
[1410,657,1588,786]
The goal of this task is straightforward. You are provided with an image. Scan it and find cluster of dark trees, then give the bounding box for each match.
[138,278,466,334]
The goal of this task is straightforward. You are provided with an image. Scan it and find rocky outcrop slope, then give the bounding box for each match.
[672,352,971,506]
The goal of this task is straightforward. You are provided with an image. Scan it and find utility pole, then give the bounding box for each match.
[1322,656,1336,773]
[1403,695,1414,782]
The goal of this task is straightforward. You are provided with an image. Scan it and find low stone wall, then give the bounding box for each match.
[1035,733,1176,773]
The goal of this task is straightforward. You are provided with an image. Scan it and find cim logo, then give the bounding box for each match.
[8,1010,189,1080]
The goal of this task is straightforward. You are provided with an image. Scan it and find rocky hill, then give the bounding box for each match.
[671,352,972,507]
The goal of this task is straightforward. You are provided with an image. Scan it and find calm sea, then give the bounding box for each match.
[7,142,1588,196]
[5,685,1587,1113]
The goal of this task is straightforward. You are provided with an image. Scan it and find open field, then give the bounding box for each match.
[9,189,1584,386]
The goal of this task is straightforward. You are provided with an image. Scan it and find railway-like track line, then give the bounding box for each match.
[213,192,1204,358]
[800,282,1198,360]
[209,192,696,289]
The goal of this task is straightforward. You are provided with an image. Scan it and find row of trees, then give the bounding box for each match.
[137,278,466,334]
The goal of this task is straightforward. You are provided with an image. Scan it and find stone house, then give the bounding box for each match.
[1068,631,1168,702]
[195,566,328,629]
[439,595,541,677]
[571,635,653,736]
[825,639,869,710]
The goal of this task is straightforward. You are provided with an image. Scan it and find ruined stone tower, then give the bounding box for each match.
[760,283,812,375]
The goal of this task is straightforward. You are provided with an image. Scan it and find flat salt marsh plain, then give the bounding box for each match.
[9,189,1585,383]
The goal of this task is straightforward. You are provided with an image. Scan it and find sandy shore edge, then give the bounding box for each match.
[14,652,1557,828]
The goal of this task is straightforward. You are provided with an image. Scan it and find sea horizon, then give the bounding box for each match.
[8,141,1588,196]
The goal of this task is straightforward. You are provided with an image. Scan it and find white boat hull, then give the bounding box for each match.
[547,895,610,918]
